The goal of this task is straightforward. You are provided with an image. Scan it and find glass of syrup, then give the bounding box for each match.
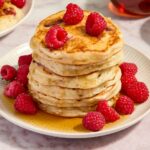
[109,0,150,18]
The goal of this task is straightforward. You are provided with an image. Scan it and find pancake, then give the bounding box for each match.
[38,102,96,117]
[28,62,121,89]
[36,93,120,117]
[30,10,123,65]
[29,80,121,108]
[33,49,123,76]
[28,68,121,100]
[0,1,24,31]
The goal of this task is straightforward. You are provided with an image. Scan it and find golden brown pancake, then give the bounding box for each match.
[35,88,121,117]
[30,11,123,65]
[29,81,121,108]
[28,69,121,100]
[32,49,123,76]
[28,62,121,89]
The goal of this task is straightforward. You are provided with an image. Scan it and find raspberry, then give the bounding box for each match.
[11,0,26,8]
[121,74,137,93]
[115,95,134,115]
[1,65,17,81]
[45,25,68,49]
[96,101,120,122]
[18,54,32,66]
[120,62,138,75]
[86,12,107,36]
[63,3,84,25]
[126,82,149,103]
[16,65,29,86]
[4,81,25,98]
[14,93,37,114]
[82,112,105,131]
[0,0,4,8]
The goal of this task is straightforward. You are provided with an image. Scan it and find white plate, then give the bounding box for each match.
[0,0,34,37]
[0,43,150,139]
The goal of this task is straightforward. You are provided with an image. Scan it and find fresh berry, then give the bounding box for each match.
[0,65,17,81]
[82,112,105,131]
[63,3,84,25]
[86,12,107,36]
[16,65,29,86]
[120,62,138,75]
[18,54,32,66]
[0,0,4,8]
[126,82,149,103]
[11,0,26,8]
[96,101,120,122]
[14,93,37,114]
[121,74,137,92]
[45,25,68,49]
[115,95,134,115]
[4,81,25,98]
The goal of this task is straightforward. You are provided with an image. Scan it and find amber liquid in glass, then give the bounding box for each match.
[110,0,150,17]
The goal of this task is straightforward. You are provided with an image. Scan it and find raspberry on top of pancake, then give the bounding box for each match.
[31,11,123,65]
[32,11,123,53]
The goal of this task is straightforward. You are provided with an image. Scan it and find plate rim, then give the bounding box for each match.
[0,43,150,139]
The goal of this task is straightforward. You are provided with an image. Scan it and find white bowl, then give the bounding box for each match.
[0,0,34,37]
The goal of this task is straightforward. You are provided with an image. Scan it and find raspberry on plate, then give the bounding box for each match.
[0,65,17,81]
[4,81,25,98]
[18,54,32,66]
[0,0,4,8]
[120,62,138,75]
[96,100,120,122]
[45,25,68,49]
[16,65,29,86]
[121,74,137,93]
[63,3,84,25]
[14,93,37,114]
[82,111,105,131]
[126,82,149,103]
[115,95,134,115]
[11,0,26,8]
[86,12,107,36]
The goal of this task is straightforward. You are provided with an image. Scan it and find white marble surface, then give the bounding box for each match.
[0,0,150,150]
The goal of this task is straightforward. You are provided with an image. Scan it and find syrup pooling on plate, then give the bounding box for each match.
[0,88,128,133]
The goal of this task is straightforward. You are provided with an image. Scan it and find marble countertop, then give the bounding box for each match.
[0,0,150,150]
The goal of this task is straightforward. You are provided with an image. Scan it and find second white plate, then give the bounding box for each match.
[0,0,34,37]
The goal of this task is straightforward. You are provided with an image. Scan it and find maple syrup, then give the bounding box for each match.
[109,0,150,17]
[0,90,128,133]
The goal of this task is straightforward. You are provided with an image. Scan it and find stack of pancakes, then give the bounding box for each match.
[28,11,124,117]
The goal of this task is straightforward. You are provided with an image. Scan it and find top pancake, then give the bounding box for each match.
[30,10,123,65]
